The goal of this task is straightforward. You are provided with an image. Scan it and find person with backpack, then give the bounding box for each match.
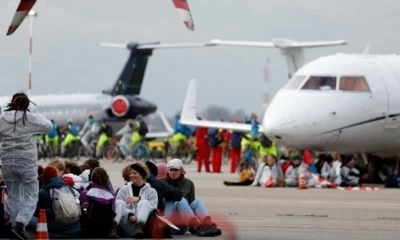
[258,134,277,161]
[46,119,61,152]
[0,93,53,240]
[136,115,149,137]
[229,130,243,173]
[96,118,113,158]
[61,120,80,156]
[26,166,81,239]
[208,124,225,173]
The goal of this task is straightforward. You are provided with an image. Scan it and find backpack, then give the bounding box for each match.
[50,186,81,226]
[230,132,243,149]
[47,124,57,138]
[69,125,79,136]
[208,129,222,147]
[260,135,273,148]
[138,121,148,136]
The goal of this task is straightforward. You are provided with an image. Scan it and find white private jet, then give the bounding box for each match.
[180,43,400,182]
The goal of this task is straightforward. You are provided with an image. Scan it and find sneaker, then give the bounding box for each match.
[11,227,27,240]
[109,220,119,239]
[191,225,215,237]
[208,223,222,236]
[132,222,144,239]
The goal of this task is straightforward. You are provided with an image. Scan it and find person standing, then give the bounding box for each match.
[195,121,210,172]
[0,93,52,239]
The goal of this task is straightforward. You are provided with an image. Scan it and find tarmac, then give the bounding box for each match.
[38,159,400,240]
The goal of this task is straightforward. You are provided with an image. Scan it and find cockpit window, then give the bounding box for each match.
[301,76,337,90]
[283,75,307,89]
[339,76,370,92]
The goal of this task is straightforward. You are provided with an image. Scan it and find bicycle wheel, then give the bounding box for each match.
[132,142,150,162]
[103,145,120,162]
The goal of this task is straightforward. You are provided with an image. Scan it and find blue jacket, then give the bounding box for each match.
[36,177,81,236]
[174,117,193,136]
[250,119,259,138]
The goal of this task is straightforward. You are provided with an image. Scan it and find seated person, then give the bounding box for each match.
[116,162,158,238]
[26,166,81,239]
[252,155,279,187]
[320,155,334,181]
[156,163,167,179]
[284,156,301,187]
[159,159,221,237]
[223,166,255,186]
[63,161,84,192]
[145,161,183,213]
[340,156,360,187]
[79,167,124,238]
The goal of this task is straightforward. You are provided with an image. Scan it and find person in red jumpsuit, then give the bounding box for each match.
[211,119,225,173]
[195,121,210,172]
[227,120,242,173]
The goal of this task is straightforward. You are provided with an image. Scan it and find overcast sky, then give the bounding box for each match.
[0,0,398,116]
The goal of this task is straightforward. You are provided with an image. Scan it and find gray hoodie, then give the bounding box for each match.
[0,110,52,161]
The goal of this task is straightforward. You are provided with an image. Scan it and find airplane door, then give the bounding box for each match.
[375,59,400,130]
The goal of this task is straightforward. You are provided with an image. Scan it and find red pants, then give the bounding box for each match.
[197,144,210,172]
[229,148,241,173]
[211,147,223,173]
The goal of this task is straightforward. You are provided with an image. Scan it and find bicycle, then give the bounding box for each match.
[173,139,196,164]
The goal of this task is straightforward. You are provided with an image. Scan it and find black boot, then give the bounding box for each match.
[109,220,119,239]
[11,226,27,240]
[132,222,145,239]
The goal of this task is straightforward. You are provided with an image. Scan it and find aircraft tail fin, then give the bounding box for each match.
[208,38,347,78]
[6,0,37,36]
[99,41,215,96]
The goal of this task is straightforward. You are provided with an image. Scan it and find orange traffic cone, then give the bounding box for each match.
[298,175,307,189]
[36,209,49,240]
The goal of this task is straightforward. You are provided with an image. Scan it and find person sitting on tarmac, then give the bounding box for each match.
[116,162,158,238]
[252,155,280,187]
[144,161,183,214]
[96,118,113,158]
[284,155,302,187]
[159,158,222,237]
[79,114,98,152]
[46,119,61,152]
[340,155,360,187]
[61,120,80,156]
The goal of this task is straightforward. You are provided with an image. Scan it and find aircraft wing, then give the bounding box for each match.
[172,0,194,31]
[6,0,37,36]
[208,39,275,48]
[99,42,216,50]
[207,38,347,49]
[180,78,264,133]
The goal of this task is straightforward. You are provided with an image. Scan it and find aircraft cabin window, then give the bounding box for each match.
[283,75,307,89]
[301,76,337,90]
[339,76,370,92]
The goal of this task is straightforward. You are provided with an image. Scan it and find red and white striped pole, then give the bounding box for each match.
[28,10,37,96]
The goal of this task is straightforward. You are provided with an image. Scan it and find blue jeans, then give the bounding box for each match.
[164,198,209,235]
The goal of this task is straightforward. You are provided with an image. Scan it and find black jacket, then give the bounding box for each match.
[147,177,183,211]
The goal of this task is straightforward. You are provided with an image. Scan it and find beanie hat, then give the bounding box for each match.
[156,163,167,176]
[62,176,75,187]
[130,163,148,179]
[43,166,58,185]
